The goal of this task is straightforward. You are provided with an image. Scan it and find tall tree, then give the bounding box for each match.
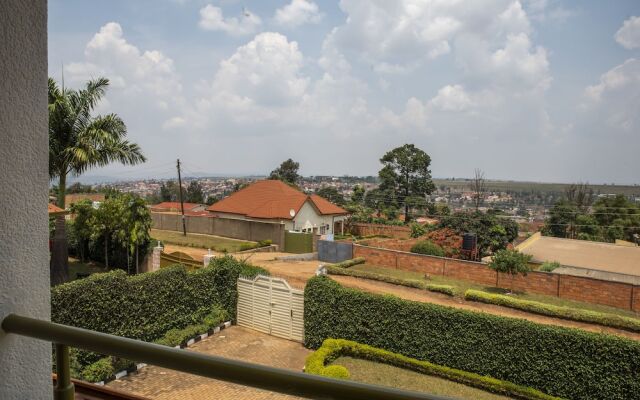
[471,168,486,212]
[316,186,346,206]
[186,180,205,203]
[351,184,365,204]
[378,144,435,222]
[48,77,145,284]
[269,158,301,185]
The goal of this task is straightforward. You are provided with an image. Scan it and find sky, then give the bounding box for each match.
[48,0,640,184]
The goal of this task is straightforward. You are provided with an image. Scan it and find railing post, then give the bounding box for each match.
[54,344,75,400]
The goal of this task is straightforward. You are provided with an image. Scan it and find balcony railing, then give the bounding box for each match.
[1,314,451,400]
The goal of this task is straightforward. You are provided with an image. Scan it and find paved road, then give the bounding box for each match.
[108,326,311,400]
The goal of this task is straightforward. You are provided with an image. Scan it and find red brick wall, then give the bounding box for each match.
[497,271,559,296]
[558,275,634,310]
[396,253,445,275]
[354,244,640,311]
[351,223,411,239]
[445,259,497,286]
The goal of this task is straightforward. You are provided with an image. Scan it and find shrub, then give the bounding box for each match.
[464,289,640,333]
[155,324,209,348]
[425,284,456,296]
[410,222,427,238]
[81,358,114,382]
[304,276,640,400]
[52,255,266,371]
[539,261,561,272]
[258,239,272,247]
[306,339,560,400]
[410,240,445,257]
[331,257,366,269]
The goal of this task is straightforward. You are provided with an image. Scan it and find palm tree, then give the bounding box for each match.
[49,77,146,284]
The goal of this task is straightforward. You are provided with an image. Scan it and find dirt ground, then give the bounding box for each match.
[162,244,640,341]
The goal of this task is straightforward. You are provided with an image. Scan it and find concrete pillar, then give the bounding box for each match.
[203,249,215,267]
[152,243,164,272]
[0,1,50,399]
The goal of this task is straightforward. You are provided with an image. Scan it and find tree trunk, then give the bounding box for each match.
[104,234,109,269]
[136,244,139,275]
[50,172,69,285]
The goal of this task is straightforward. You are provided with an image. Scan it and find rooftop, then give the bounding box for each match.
[207,179,348,220]
[517,233,640,278]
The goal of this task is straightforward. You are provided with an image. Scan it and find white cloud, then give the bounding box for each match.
[429,85,474,111]
[274,0,323,28]
[65,22,182,106]
[583,58,640,131]
[198,4,261,36]
[615,16,640,49]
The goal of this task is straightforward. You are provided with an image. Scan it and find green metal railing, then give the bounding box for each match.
[1,314,453,400]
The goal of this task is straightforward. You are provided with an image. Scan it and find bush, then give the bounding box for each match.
[410,222,427,238]
[81,358,114,382]
[258,239,272,247]
[52,255,266,371]
[331,257,366,269]
[326,265,456,296]
[304,276,640,400]
[155,324,209,348]
[539,261,561,272]
[464,289,640,333]
[410,240,445,257]
[306,339,560,400]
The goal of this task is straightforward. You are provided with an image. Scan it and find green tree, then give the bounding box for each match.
[316,186,346,206]
[69,199,94,262]
[186,180,205,204]
[438,211,518,257]
[378,144,435,222]
[48,77,145,284]
[363,188,388,217]
[269,158,301,185]
[206,195,221,206]
[543,199,579,239]
[66,182,95,194]
[351,185,365,204]
[488,249,532,293]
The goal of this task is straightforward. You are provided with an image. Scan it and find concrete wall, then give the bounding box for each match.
[0,1,51,398]
[152,213,286,247]
[354,244,640,311]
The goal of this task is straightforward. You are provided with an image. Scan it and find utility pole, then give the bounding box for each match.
[177,159,187,236]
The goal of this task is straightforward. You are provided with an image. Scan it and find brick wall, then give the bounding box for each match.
[354,244,640,311]
[558,275,634,310]
[350,223,411,239]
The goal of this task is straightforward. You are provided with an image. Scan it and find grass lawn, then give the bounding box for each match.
[351,263,640,319]
[150,229,255,253]
[332,357,513,400]
[68,257,107,281]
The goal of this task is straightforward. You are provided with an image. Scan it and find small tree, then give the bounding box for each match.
[186,180,205,203]
[471,168,486,212]
[316,186,346,206]
[351,185,365,204]
[488,249,532,293]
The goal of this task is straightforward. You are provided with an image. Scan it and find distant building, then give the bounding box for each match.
[516,233,640,284]
[207,179,348,234]
[150,202,207,214]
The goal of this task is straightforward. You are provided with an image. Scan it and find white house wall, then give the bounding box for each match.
[293,201,342,234]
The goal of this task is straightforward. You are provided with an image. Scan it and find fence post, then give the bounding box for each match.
[54,344,74,400]
[152,241,164,271]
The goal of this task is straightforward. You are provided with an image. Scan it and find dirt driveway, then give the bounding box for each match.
[108,326,310,400]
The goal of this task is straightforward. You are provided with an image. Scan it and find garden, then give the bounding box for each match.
[150,228,267,253]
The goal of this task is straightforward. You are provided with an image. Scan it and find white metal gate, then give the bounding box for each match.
[237,275,304,342]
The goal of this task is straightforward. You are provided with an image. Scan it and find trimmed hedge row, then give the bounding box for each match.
[306,339,562,400]
[332,257,366,269]
[52,256,267,373]
[304,276,640,400]
[326,265,456,296]
[464,289,640,333]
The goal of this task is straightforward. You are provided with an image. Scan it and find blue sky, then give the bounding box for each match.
[49,1,640,184]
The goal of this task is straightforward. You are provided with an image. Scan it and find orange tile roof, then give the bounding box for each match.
[150,202,203,212]
[48,203,66,214]
[207,180,348,220]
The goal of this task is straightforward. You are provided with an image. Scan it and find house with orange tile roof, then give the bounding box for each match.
[207,180,349,235]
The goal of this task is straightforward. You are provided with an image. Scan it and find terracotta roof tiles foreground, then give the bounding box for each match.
[207,180,348,220]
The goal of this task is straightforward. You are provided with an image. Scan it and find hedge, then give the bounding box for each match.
[306,339,562,400]
[464,289,640,333]
[304,276,640,400]
[52,256,266,373]
[331,257,366,269]
[410,240,445,257]
[326,265,456,296]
